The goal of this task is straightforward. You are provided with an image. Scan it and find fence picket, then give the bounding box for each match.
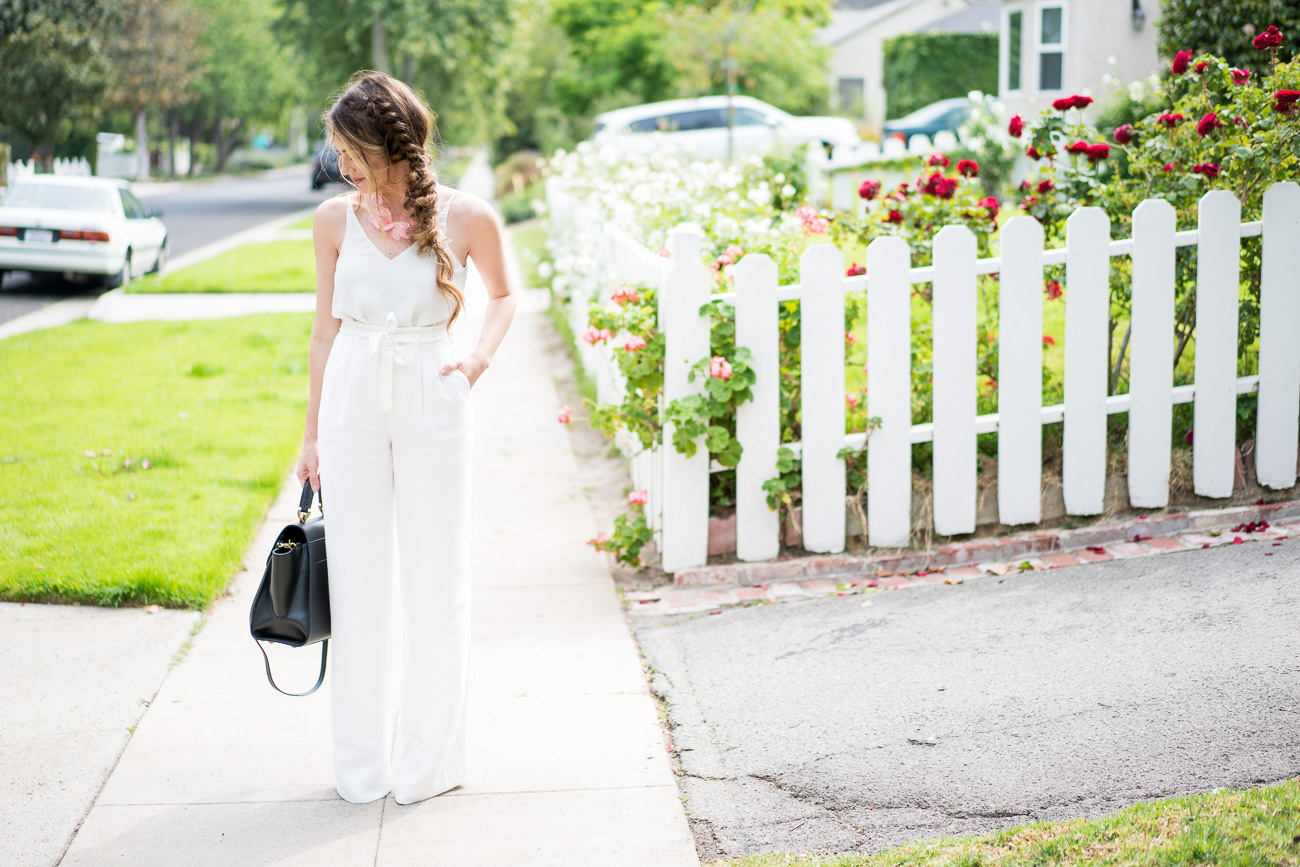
[931,226,977,536]
[998,217,1045,525]
[1193,191,1242,498]
[659,224,712,571]
[1063,208,1110,515]
[735,254,782,561]
[1127,198,1177,508]
[866,236,912,547]
[800,244,847,552]
[1256,182,1300,489]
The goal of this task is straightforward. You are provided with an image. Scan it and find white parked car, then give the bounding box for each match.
[591,95,861,161]
[0,175,168,289]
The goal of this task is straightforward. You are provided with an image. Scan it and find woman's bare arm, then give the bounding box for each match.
[441,194,517,385]
[298,196,346,491]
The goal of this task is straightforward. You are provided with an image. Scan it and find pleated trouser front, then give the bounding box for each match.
[316,314,474,805]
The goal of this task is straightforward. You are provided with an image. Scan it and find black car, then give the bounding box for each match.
[311,139,345,190]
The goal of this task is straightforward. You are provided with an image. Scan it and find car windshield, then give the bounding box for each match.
[891,101,967,126]
[0,183,117,213]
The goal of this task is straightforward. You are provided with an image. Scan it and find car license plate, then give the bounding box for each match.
[24,229,54,243]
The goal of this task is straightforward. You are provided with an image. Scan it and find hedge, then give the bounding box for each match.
[882,32,998,120]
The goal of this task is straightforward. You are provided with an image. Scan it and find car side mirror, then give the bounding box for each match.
[147,207,163,218]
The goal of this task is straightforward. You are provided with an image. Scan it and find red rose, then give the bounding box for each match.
[927,153,950,168]
[1192,162,1222,178]
[858,179,881,200]
[1044,280,1063,300]
[1026,146,1041,160]
[846,263,866,277]
[1085,143,1111,163]
[885,210,903,224]
[1276,90,1300,106]
[1194,61,1209,74]
[957,159,979,177]
[1162,162,1176,172]
[980,196,999,219]
[1065,140,1090,155]
[1157,113,1185,128]
[1231,68,1251,85]
[1019,179,1031,192]
[1037,179,1054,194]
[1196,111,1222,136]
[1020,195,1039,209]
[1253,25,1284,50]
[1008,115,1025,138]
[1113,123,1135,144]
[1071,95,1094,109]
[1171,50,1193,74]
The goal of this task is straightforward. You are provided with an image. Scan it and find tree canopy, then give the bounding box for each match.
[1157,0,1299,73]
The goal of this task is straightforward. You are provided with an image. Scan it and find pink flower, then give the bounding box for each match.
[623,334,647,351]
[365,190,412,241]
[557,404,572,424]
[858,179,881,200]
[1113,124,1135,144]
[1008,115,1025,138]
[1196,112,1223,136]
[957,159,979,177]
[725,244,744,259]
[610,285,639,304]
[846,262,866,277]
[1171,50,1193,74]
[796,205,830,234]
[1044,280,1063,300]
[657,247,672,257]
[845,332,857,344]
[845,392,859,407]
[627,489,649,505]
[715,253,734,266]
[581,327,612,345]
[1253,25,1283,50]
[1042,334,1055,347]
[927,153,950,168]
[1231,68,1252,85]
[708,355,733,379]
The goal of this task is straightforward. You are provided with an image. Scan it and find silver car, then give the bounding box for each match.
[0,175,168,289]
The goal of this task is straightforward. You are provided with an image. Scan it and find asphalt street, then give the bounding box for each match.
[634,541,1300,860]
[0,167,342,324]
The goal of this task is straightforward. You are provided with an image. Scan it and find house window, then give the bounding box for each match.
[1035,2,1066,93]
[1000,4,1024,95]
[837,77,865,117]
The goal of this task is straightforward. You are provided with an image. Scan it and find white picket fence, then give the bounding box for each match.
[549,179,1300,573]
[6,157,94,181]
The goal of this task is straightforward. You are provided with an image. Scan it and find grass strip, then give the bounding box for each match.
[128,240,316,294]
[0,313,313,608]
[706,777,1300,866]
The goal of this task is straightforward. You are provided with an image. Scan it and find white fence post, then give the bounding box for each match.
[1063,207,1110,515]
[1193,191,1241,498]
[659,224,711,572]
[1255,181,1300,489]
[734,253,781,561]
[800,243,847,553]
[1127,198,1177,508]
[866,236,912,547]
[931,226,977,536]
[998,217,1045,525]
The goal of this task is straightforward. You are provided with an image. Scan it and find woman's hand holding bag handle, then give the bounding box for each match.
[248,480,332,696]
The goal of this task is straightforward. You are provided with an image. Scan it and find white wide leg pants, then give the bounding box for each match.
[316,313,474,805]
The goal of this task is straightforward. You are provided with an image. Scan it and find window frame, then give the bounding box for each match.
[1033,1,1067,95]
[999,2,1025,97]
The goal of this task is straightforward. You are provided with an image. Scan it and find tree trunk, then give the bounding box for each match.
[371,8,391,74]
[135,108,150,181]
[167,114,177,179]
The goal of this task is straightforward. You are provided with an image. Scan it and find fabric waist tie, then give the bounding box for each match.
[339,312,450,415]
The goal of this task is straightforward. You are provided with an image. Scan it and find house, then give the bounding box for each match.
[818,0,981,131]
[997,0,1163,121]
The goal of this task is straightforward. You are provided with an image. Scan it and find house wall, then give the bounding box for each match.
[997,0,1161,122]
[827,0,974,131]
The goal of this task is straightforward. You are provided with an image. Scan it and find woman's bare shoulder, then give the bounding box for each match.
[313,192,351,250]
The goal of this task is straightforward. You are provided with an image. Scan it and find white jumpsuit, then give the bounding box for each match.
[317,188,473,805]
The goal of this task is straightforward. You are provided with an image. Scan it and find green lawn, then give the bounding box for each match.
[707,777,1300,866]
[0,313,313,608]
[128,240,315,294]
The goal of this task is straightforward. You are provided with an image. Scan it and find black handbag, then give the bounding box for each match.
[249,480,331,696]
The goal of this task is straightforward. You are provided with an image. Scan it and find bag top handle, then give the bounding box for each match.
[298,479,324,523]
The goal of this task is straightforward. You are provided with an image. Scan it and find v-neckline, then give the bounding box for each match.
[348,194,416,261]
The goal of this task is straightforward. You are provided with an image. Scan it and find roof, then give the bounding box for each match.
[593,94,780,124]
[816,0,920,45]
[922,0,999,33]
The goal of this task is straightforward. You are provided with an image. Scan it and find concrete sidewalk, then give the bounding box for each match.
[49,152,699,865]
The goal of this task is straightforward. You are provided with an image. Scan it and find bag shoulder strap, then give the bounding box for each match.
[255,638,328,697]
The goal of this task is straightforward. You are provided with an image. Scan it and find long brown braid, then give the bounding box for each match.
[321,71,465,327]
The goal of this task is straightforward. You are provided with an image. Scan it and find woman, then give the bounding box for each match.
[295,70,516,805]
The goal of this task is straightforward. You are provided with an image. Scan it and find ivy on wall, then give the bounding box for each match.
[882,32,998,120]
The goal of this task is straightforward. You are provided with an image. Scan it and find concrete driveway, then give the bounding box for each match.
[634,541,1300,860]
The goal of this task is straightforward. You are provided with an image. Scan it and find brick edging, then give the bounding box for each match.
[672,500,1300,588]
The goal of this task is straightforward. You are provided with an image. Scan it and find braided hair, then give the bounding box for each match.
[321,71,465,327]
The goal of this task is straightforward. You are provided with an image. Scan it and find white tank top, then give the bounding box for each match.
[332,187,468,328]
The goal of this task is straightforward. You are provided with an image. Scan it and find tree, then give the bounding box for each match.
[0,0,106,41]
[0,14,111,169]
[1157,0,1300,74]
[101,0,206,180]
[882,32,998,119]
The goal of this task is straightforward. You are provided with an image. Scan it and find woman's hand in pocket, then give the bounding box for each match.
[440,352,488,387]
